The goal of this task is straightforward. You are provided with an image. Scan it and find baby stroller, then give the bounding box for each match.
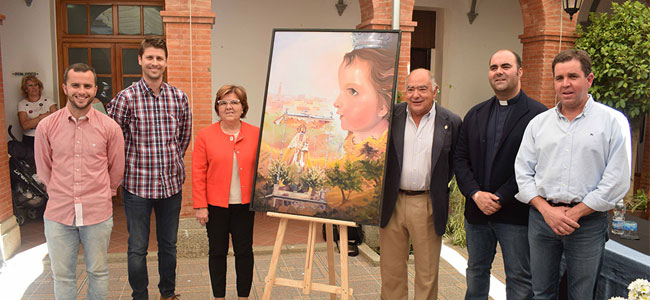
[8,125,47,225]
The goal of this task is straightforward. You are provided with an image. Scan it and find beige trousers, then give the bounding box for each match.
[380,192,442,300]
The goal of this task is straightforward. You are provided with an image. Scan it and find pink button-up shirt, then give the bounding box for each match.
[35,106,125,226]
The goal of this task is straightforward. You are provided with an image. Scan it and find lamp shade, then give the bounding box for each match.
[563,0,583,20]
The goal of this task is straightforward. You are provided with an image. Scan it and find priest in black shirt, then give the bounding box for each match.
[454,49,547,300]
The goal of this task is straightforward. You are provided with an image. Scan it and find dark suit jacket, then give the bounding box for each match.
[454,91,547,225]
[380,102,462,237]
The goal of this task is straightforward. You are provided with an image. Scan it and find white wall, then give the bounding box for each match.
[0,0,524,135]
[415,0,523,116]
[211,0,361,127]
[0,0,58,141]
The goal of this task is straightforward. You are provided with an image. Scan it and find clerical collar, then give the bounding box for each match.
[497,91,522,106]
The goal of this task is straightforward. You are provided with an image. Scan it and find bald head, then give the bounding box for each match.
[407,68,437,90]
[489,49,521,70]
[405,68,437,121]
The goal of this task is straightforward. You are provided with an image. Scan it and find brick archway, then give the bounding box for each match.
[356,0,580,105]
[0,0,586,259]
[357,0,417,91]
[518,0,579,107]
[157,0,581,216]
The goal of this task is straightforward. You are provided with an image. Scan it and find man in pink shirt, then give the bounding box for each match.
[34,63,125,300]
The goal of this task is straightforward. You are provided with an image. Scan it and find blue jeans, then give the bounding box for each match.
[528,207,607,300]
[465,220,532,300]
[123,188,182,300]
[44,217,113,300]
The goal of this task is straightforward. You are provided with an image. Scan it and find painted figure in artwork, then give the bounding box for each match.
[284,124,310,171]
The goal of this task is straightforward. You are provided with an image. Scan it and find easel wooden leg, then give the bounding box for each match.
[302,221,318,294]
[263,212,356,299]
[326,224,337,300]
[339,225,351,300]
[262,217,288,300]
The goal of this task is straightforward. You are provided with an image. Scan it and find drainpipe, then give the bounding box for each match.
[393,0,400,30]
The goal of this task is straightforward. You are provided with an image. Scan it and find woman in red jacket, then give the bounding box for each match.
[192,85,260,300]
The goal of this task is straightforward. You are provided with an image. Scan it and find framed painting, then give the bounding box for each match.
[251,29,401,225]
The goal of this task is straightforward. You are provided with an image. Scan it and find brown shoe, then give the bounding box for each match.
[160,295,180,300]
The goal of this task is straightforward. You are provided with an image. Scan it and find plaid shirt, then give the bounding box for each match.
[107,79,192,199]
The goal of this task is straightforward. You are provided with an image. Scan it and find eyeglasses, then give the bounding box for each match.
[217,99,241,106]
[406,86,431,94]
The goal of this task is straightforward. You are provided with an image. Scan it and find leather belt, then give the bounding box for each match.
[399,189,428,196]
[548,201,578,208]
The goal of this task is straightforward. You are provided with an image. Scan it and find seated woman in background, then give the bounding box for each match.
[192,85,260,300]
[17,74,56,148]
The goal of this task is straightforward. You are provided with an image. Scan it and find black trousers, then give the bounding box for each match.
[206,204,255,298]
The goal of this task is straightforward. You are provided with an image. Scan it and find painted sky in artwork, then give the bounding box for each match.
[268,32,351,103]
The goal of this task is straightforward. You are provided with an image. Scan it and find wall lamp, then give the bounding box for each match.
[336,0,347,16]
[563,0,583,20]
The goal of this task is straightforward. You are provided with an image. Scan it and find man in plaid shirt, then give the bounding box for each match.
[108,38,192,300]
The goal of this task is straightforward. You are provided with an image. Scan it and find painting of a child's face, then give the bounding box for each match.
[334,57,388,133]
[253,30,400,225]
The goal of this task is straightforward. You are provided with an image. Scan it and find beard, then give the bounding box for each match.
[68,95,93,111]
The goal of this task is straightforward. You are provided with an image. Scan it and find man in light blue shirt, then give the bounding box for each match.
[515,49,631,300]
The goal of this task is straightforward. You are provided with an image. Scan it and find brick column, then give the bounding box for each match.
[0,14,22,262]
[357,0,416,91]
[519,0,579,107]
[161,1,215,218]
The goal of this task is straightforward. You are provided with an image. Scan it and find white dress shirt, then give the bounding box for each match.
[515,96,631,211]
[400,104,436,191]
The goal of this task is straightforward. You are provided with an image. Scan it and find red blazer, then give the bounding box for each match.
[192,121,260,208]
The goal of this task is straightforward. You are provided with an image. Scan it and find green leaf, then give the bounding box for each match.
[576,0,650,122]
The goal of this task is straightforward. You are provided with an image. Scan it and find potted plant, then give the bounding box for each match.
[626,190,649,220]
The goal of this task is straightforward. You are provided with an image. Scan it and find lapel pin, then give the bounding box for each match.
[444,124,448,130]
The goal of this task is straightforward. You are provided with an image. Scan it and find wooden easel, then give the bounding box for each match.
[262,212,357,300]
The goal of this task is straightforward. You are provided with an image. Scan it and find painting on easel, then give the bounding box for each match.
[251,29,401,225]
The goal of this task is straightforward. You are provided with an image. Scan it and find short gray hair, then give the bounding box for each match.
[429,72,437,89]
[407,68,437,89]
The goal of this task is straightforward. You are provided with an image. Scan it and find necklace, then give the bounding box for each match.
[221,121,241,136]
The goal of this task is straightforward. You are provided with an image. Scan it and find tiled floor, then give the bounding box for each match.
[15,243,489,300]
[10,208,504,300]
